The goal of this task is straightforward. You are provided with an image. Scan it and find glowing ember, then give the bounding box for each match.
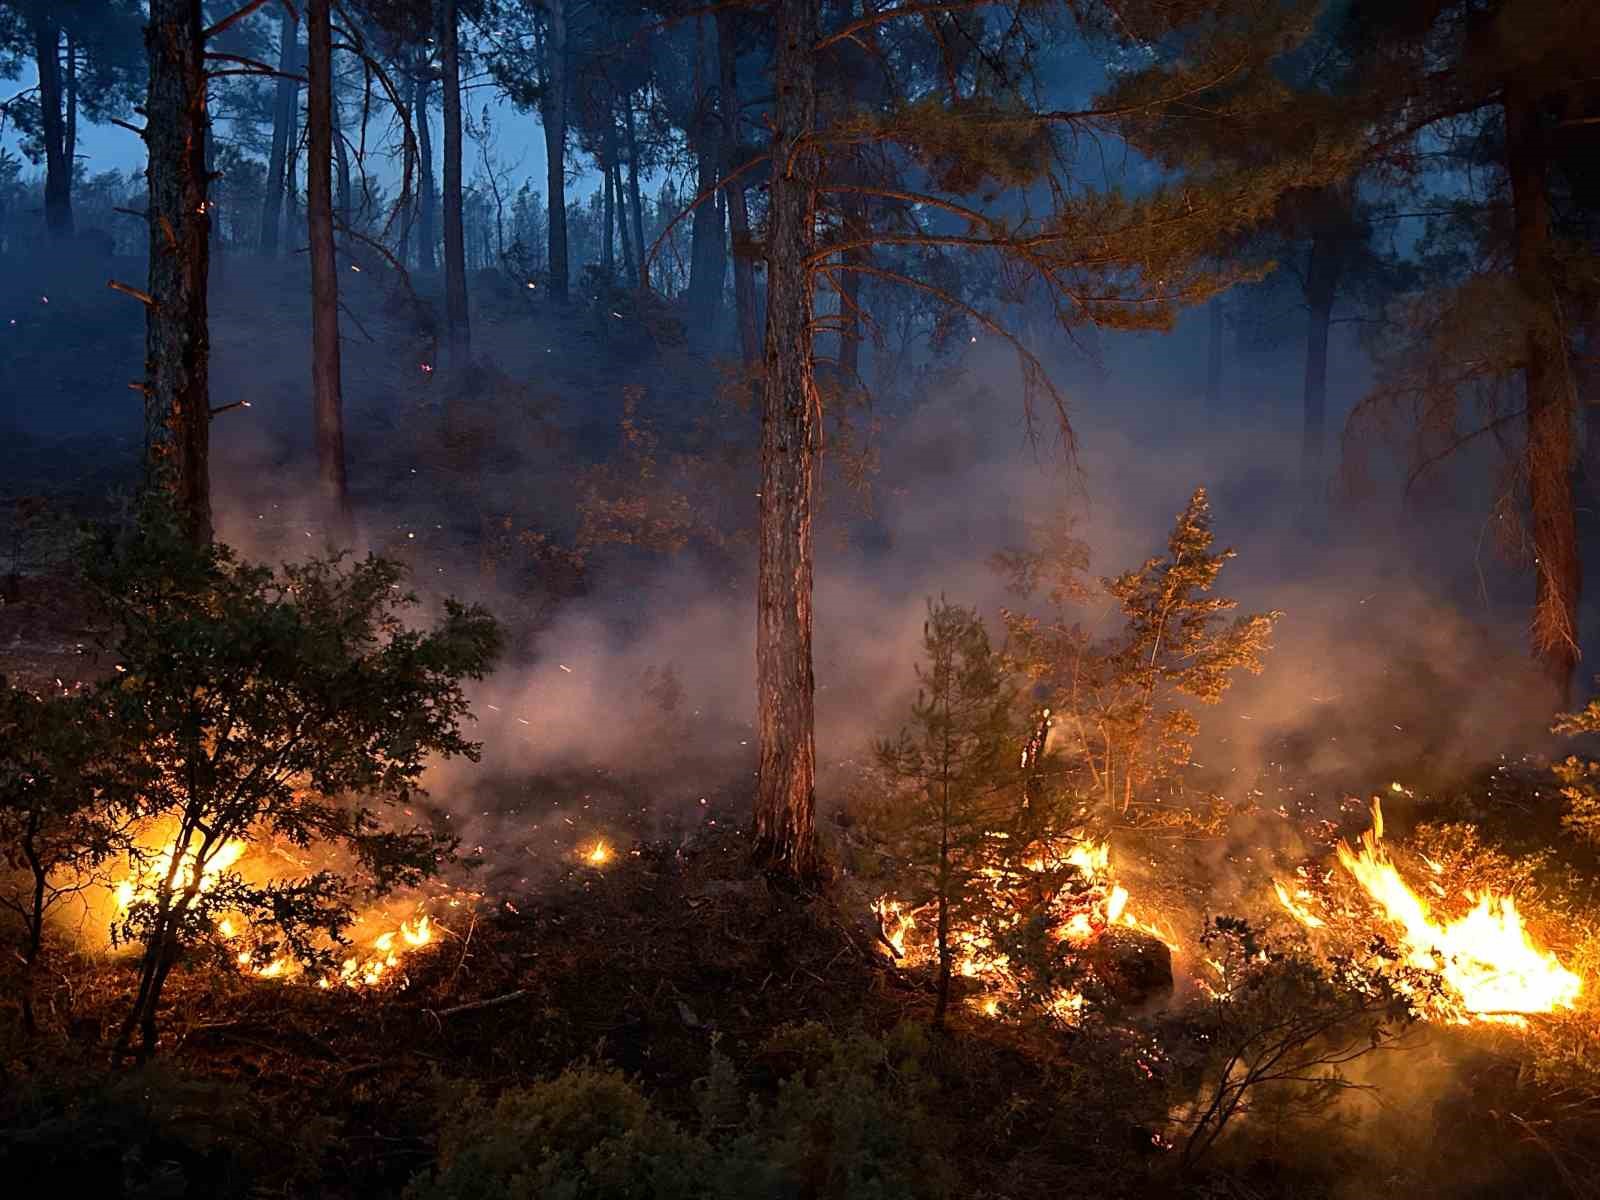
[583,840,613,867]
[1282,798,1581,1022]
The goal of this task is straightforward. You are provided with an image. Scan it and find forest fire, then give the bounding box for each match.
[110,829,441,988]
[876,834,1174,1019]
[1277,798,1581,1023]
[582,839,613,867]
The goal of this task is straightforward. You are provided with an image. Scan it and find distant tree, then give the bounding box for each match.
[306,0,350,524]
[88,508,501,1059]
[439,0,469,357]
[3,0,143,237]
[258,2,300,254]
[875,600,1018,1027]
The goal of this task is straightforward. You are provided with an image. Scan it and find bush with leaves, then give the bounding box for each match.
[996,487,1279,826]
[1161,918,1422,1177]
[0,685,130,1033]
[82,507,501,1059]
[409,1023,952,1200]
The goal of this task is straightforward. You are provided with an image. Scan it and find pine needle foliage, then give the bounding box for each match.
[875,599,1018,1026]
[999,488,1279,824]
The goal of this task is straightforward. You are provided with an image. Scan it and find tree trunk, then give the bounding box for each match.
[1300,235,1342,493]
[397,88,414,267]
[259,6,298,255]
[624,96,649,289]
[716,8,758,364]
[753,0,820,881]
[307,0,349,525]
[540,0,569,303]
[601,123,616,278]
[1506,79,1579,709]
[416,70,436,272]
[64,27,76,175]
[688,142,726,329]
[333,93,352,232]
[143,0,212,545]
[30,7,72,237]
[441,0,469,362]
[614,159,636,283]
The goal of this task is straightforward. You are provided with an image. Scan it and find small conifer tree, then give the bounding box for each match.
[875,599,1017,1026]
[1000,488,1280,824]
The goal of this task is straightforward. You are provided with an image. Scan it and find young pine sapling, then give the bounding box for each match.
[875,599,1017,1027]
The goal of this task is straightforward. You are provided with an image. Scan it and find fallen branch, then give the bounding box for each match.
[434,988,528,1019]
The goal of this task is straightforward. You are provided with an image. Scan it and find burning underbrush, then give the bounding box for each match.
[1272,791,1585,1026]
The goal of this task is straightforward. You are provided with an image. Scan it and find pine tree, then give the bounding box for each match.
[999,489,1279,823]
[875,599,1017,1027]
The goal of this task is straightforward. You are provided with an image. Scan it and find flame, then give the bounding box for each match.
[1283,798,1580,1023]
[115,832,247,914]
[876,834,1174,1020]
[1272,881,1325,928]
[583,840,613,867]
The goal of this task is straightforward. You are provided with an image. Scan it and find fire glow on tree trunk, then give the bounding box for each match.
[142,0,212,545]
[307,0,349,523]
[753,0,820,880]
[1506,77,1580,708]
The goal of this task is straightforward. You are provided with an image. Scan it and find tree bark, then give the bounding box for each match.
[416,69,436,272]
[440,0,469,362]
[1506,79,1579,708]
[143,0,212,545]
[613,159,636,283]
[307,0,349,525]
[30,6,72,237]
[753,0,820,881]
[259,6,298,255]
[540,0,569,303]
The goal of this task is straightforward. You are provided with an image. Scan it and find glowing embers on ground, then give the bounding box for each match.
[111,828,443,989]
[874,835,1175,1021]
[581,839,614,867]
[1275,797,1581,1023]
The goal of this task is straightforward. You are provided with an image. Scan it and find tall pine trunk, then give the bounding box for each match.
[540,1,568,302]
[622,98,647,289]
[30,8,71,237]
[716,9,758,364]
[144,0,212,544]
[307,0,348,524]
[333,93,352,232]
[613,160,636,283]
[1506,79,1579,708]
[753,0,820,880]
[441,0,469,362]
[259,6,298,254]
[416,70,436,272]
[1300,235,1342,492]
[64,28,76,176]
[601,115,617,278]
